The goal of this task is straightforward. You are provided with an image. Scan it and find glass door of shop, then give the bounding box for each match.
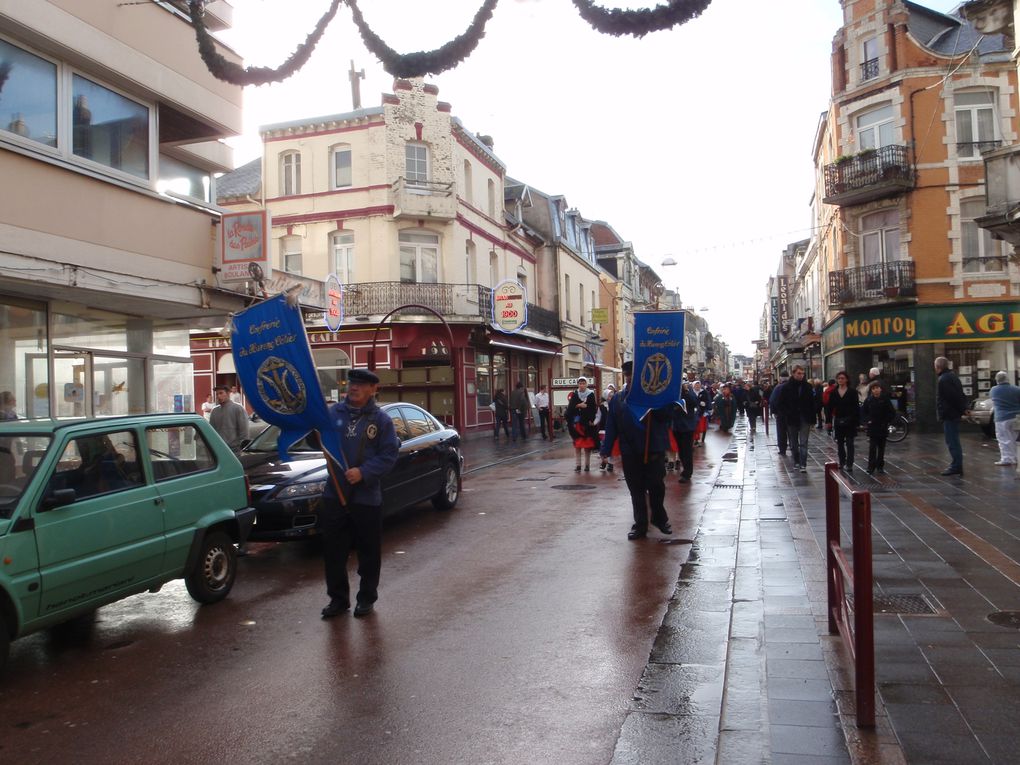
[52,351,145,418]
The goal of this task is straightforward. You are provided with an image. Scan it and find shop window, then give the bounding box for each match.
[0,38,57,147]
[313,347,351,401]
[0,296,49,420]
[476,352,491,407]
[961,198,1005,273]
[72,74,150,179]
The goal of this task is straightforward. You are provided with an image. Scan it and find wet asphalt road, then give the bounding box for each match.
[0,438,721,765]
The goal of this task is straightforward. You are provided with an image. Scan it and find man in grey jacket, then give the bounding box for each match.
[209,384,249,451]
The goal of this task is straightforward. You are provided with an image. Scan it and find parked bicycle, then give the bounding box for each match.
[858,413,909,443]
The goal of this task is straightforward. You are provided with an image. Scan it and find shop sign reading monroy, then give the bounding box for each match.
[825,303,1020,351]
[491,280,528,334]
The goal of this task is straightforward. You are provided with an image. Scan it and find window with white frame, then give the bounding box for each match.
[856,104,895,150]
[961,198,1005,273]
[955,91,999,159]
[0,38,57,147]
[1,38,155,182]
[463,160,473,204]
[405,143,428,185]
[330,231,355,282]
[861,210,901,266]
[399,230,439,283]
[280,235,302,274]
[280,151,301,196]
[331,144,352,188]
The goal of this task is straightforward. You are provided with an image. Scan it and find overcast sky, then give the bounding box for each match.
[218,0,962,357]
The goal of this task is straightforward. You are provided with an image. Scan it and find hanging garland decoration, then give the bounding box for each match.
[346,0,500,78]
[571,0,713,38]
[187,0,343,86]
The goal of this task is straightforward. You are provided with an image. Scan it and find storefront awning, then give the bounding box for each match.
[489,339,559,356]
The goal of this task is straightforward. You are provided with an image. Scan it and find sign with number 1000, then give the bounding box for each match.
[491,280,528,334]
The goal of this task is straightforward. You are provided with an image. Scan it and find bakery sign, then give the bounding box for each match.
[219,210,271,283]
[491,280,528,334]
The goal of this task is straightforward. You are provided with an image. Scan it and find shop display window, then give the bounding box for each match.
[0,297,49,420]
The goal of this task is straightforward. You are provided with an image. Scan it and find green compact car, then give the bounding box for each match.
[0,414,255,673]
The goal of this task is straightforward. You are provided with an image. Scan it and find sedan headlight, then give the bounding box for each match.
[276,480,326,499]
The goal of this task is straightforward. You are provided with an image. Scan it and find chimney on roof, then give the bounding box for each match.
[478,134,494,149]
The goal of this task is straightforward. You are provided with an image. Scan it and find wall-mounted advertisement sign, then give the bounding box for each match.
[324,274,343,332]
[770,296,780,342]
[219,210,272,283]
[491,280,528,333]
[777,276,790,335]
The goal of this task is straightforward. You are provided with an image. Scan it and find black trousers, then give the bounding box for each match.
[868,436,888,471]
[621,452,668,531]
[674,430,695,478]
[320,498,383,607]
[775,415,788,454]
[834,427,856,468]
[538,408,551,439]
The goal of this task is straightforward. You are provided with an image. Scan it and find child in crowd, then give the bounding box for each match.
[861,381,896,474]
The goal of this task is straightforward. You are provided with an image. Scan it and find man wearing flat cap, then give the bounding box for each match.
[319,368,400,618]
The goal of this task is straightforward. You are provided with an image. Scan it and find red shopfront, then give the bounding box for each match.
[190,322,558,436]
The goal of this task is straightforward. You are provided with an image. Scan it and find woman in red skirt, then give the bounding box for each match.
[565,376,598,472]
[692,380,710,446]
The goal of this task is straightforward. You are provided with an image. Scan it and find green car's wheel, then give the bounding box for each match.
[185,531,237,604]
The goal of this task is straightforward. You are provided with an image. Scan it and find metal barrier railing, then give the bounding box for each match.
[824,461,875,728]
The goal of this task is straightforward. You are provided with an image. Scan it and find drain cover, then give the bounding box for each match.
[714,483,742,489]
[551,484,597,491]
[987,611,1020,629]
[847,593,936,614]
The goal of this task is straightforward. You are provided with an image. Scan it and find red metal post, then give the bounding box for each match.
[824,461,840,635]
[852,490,876,728]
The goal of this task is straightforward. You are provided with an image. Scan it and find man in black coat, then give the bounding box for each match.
[672,383,701,483]
[934,356,969,476]
[768,370,790,455]
[778,364,815,473]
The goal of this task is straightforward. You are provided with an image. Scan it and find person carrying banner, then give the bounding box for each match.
[317,368,400,618]
[601,361,673,540]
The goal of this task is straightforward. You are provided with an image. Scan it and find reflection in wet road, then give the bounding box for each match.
[1,438,724,764]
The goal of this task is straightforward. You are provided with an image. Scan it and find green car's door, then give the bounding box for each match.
[34,429,164,617]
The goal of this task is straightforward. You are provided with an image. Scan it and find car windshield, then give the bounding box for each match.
[0,433,54,518]
[246,425,317,454]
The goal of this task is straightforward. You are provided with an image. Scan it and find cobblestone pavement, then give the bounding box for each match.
[463,418,1019,764]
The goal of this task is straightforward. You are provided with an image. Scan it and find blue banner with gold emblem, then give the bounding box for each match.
[231,294,343,464]
[629,311,685,420]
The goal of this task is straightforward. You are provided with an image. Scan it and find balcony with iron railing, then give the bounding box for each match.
[341,281,561,337]
[828,261,917,308]
[860,58,879,81]
[822,145,914,206]
[390,178,456,220]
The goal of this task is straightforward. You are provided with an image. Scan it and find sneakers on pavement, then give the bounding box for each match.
[994,460,1017,466]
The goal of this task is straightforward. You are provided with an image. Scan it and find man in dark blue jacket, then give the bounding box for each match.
[934,356,969,476]
[769,370,790,455]
[319,368,400,618]
[601,361,673,540]
[672,382,701,483]
[779,364,816,472]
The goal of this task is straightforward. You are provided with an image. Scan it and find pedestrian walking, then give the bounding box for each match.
[535,384,551,440]
[821,378,836,436]
[989,371,1020,466]
[862,382,896,474]
[693,381,711,446]
[509,381,529,442]
[778,365,814,472]
[317,368,400,619]
[672,383,700,483]
[598,388,615,473]
[856,372,870,406]
[826,371,859,473]
[492,389,511,441]
[770,370,790,455]
[813,379,826,430]
[565,376,598,473]
[745,381,763,434]
[601,361,673,540]
[732,380,747,417]
[209,384,249,451]
[713,384,736,433]
[934,356,969,476]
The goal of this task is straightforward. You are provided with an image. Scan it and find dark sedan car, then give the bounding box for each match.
[240,403,462,541]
